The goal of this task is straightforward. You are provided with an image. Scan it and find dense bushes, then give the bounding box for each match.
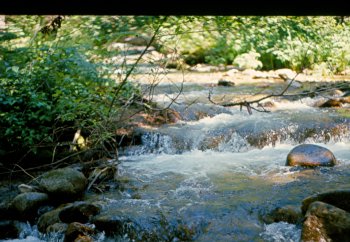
[0,16,142,163]
[159,16,350,73]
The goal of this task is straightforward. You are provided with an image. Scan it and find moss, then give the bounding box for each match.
[335,108,350,118]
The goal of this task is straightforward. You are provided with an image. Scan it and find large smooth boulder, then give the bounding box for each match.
[37,168,87,203]
[10,192,49,220]
[302,189,350,215]
[286,144,337,167]
[301,201,350,242]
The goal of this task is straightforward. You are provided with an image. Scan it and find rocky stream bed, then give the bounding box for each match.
[2,52,350,241]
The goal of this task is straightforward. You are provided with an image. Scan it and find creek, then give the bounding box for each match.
[4,77,350,241]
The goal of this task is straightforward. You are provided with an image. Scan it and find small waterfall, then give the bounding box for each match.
[218,131,251,152]
[140,132,175,154]
[122,115,350,155]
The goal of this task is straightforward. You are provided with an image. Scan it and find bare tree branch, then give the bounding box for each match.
[108,16,168,117]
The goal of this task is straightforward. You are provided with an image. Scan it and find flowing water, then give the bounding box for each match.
[4,80,350,242]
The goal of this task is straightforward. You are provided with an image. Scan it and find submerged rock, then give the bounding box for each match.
[59,201,100,224]
[301,201,350,242]
[301,189,350,215]
[92,205,201,241]
[263,205,303,224]
[64,222,95,242]
[38,206,65,233]
[37,168,87,203]
[286,144,337,167]
[46,222,68,233]
[93,211,130,236]
[10,192,49,220]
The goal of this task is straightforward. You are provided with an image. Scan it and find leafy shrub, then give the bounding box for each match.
[159,16,350,73]
[0,16,141,161]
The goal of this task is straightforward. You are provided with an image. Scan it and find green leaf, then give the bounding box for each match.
[11,66,19,73]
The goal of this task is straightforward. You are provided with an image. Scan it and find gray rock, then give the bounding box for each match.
[302,189,350,215]
[263,205,303,224]
[286,144,337,167]
[301,201,350,242]
[93,211,130,236]
[10,192,49,220]
[37,168,87,203]
[46,222,68,233]
[225,68,239,76]
[285,78,303,88]
[251,70,270,79]
[275,68,297,80]
[18,184,38,193]
[59,201,100,223]
[122,35,151,46]
[218,79,235,87]
[92,206,197,241]
[38,206,65,233]
[189,64,220,72]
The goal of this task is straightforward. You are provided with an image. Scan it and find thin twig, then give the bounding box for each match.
[0,150,87,175]
[87,167,109,191]
[108,16,168,117]
[207,42,317,114]
[13,164,36,180]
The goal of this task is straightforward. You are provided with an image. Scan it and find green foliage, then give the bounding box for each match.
[0,16,142,158]
[2,15,350,163]
[0,45,111,152]
[159,16,350,73]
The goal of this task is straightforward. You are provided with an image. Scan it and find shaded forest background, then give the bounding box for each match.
[1,16,350,167]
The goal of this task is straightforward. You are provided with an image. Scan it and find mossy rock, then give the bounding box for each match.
[37,168,87,203]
